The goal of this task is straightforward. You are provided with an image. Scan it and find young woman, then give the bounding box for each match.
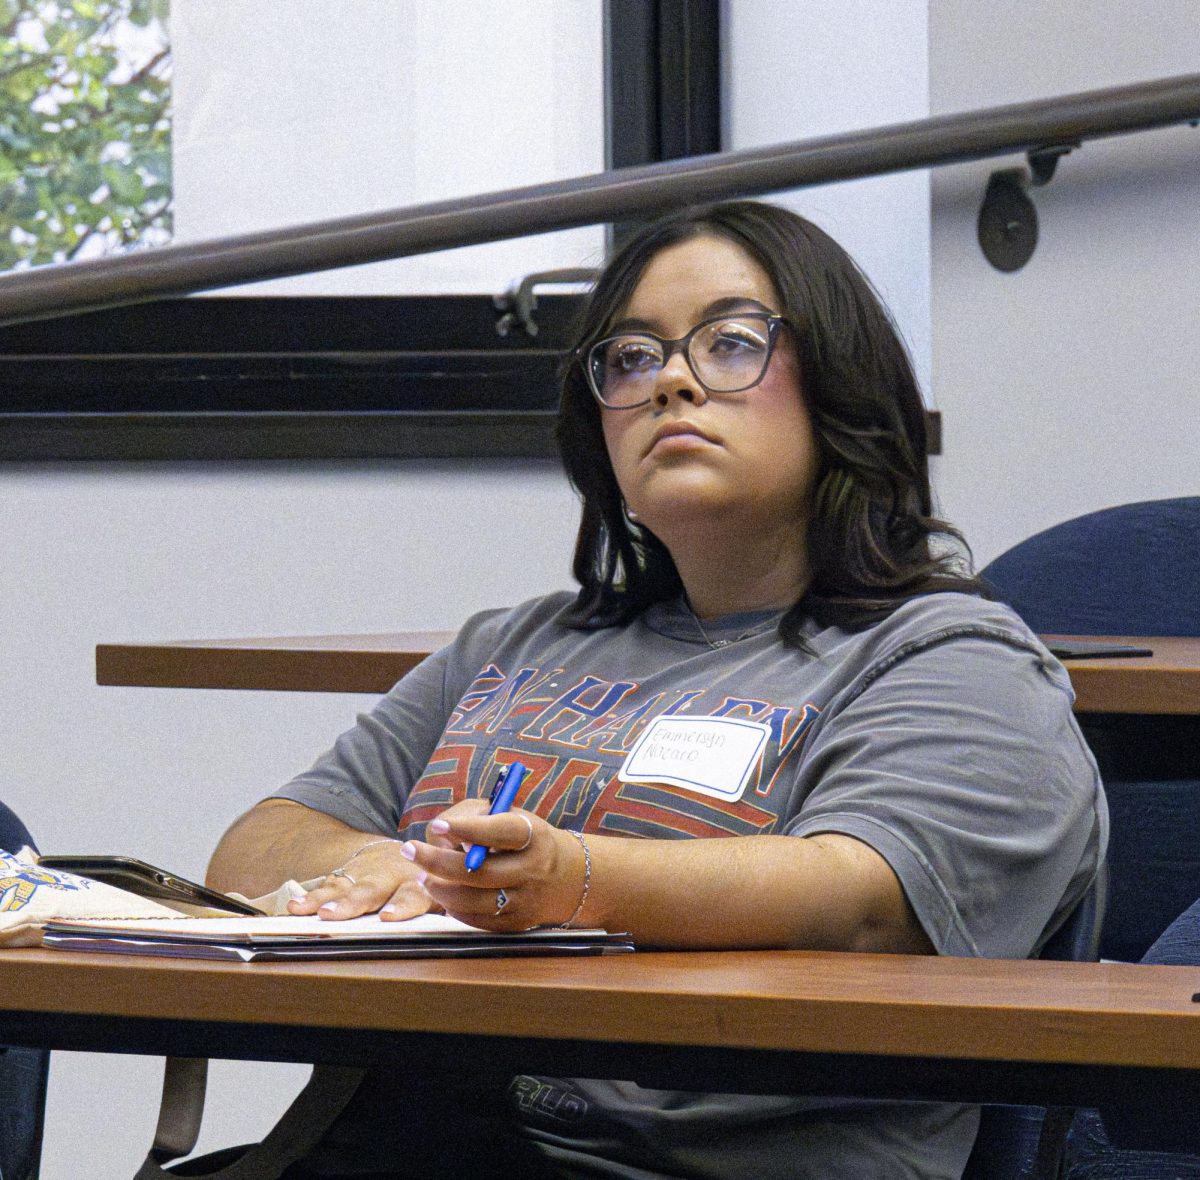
[209,201,1106,1179]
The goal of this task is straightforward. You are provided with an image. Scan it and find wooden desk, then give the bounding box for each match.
[96,632,450,694]
[1043,635,1200,715]
[2,947,1200,1109]
[97,632,1200,714]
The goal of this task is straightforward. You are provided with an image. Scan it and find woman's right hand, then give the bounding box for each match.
[287,839,436,921]
[402,801,587,931]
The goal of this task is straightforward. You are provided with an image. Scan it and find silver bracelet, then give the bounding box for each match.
[558,830,591,929]
[337,838,397,872]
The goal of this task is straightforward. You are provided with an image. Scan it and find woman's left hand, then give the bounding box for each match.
[399,800,585,930]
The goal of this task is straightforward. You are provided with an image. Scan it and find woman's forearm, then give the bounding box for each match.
[564,829,933,953]
[205,798,390,896]
[406,804,935,953]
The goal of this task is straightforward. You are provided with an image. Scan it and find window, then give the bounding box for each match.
[1,0,170,269]
[0,1,721,459]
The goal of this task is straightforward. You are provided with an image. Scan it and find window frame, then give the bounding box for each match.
[0,1,722,461]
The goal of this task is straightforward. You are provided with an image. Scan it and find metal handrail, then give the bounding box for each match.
[1,72,1197,327]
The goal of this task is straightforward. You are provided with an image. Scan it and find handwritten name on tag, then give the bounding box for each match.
[618,715,770,801]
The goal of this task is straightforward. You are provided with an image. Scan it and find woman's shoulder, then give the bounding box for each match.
[453,589,581,648]
[881,591,1043,646]
[810,591,1054,672]
[808,592,1077,718]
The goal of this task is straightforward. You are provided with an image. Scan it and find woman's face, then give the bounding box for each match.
[599,233,819,547]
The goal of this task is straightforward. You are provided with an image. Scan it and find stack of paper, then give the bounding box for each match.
[41,912,634,961]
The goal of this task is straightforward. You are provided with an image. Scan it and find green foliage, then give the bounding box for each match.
[0,0,171,270]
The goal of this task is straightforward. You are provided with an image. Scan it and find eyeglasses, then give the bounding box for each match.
[583,312,787,409]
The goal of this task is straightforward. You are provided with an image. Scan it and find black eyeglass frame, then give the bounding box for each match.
[582,312,788,409]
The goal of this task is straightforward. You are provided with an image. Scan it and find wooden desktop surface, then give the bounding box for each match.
[96,631,448,695]
[96,632,1200,714]
[4,946,1200,1107]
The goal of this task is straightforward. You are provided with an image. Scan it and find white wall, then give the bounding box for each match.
[724,0,931,392]
[929,0,1200,564]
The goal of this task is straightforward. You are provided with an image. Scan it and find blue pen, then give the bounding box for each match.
[464,761,529,872]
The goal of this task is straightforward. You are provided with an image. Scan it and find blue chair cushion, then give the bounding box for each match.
[1078,713,1200,963]
[981,497,1200,637]
[1100,775,1200,962]
[1096,894,1200,1155]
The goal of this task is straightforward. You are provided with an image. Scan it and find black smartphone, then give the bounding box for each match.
[1046,641,1154,660]
[37,855,264,916]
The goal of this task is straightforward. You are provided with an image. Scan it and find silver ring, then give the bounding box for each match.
[494,889,509,915]
[515,813,534,852]
[330,868,357,886]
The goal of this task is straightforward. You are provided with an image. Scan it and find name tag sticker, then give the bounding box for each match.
[618,715,770,801]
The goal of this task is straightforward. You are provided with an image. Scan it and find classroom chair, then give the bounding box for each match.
[0,800,50,1180]
[978,496,1200,1177]
[979,496,1200,638]
[980,496,1200,964]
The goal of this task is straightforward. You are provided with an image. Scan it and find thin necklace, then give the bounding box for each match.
[686,601,780,650]
[690,609,731,649]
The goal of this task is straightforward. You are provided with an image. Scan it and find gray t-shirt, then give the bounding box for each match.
[275,590,1106,1179]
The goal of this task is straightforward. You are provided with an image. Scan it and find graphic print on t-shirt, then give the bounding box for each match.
[397,661,820,841]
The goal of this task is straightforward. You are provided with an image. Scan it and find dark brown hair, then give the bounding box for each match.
[556,200,981,641]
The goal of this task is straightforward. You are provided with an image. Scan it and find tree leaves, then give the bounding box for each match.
[0,0,171,270]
